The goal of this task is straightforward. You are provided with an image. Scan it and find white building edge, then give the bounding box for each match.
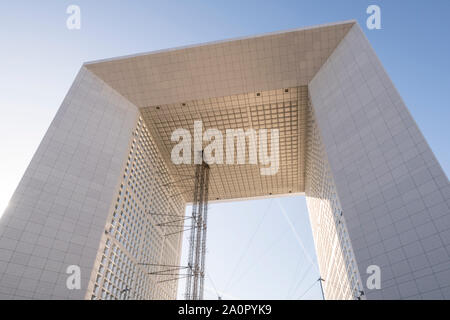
[0,21,449,300]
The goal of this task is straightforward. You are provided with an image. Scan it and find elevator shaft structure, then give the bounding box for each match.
[185,161,210,300]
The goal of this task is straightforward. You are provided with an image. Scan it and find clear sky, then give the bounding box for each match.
[0,1,448,300]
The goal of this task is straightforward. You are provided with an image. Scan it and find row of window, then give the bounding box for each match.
[91,118,184,300]
[305,103,363,300]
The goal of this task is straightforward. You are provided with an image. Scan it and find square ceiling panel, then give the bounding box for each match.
[140,86,308,202]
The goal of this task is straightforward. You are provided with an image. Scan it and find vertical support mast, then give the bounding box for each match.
[199,166,209,300]
[185,157,209,300]
[184,163,200,300]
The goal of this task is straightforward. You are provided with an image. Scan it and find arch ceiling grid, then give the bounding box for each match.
[84,21,355,202]
[140,86,308,202]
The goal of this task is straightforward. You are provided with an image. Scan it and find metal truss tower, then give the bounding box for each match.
[185,160,210,300]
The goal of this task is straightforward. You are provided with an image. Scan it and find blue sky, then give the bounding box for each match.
[0,1,448,300]
[178,197,320,300]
